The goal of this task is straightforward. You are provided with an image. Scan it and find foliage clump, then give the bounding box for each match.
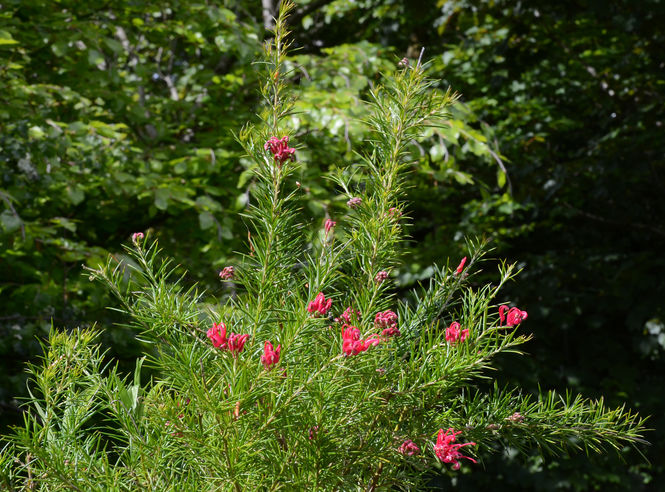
[0,3,647,490]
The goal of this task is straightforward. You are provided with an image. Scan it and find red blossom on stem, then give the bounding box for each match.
[342,324,380,356]
[374,270,389,283]
[499,305,528,327]
[433,428,477,470]
[347,196,362,208]
[207,322,249,356]
[264,136,296,164]
[445,322,469,344]
[375,310,400,337]
[398,439,420,456]
[307,292,332,316]
[324,218,336,237]
[227,333,250,357]
[219,266,235,280]
[455,256,467,275]
[335,306,360,324]
[261,340,281,370]
[207,322,228,349]
[132,232,144,243]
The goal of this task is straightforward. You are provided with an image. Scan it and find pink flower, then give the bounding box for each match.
[309,425,319,440]
[387,207,401,219]
[375,310,400,337]
[307,292,333,316]
[445,322,469,344]
[264,136,296,164]
[207,322,228,349]
[261,340,281,370]
[335,306,360,324]
[347,197,362,208]
[219,266,235,280]
[433,428,477,470]
[227,332,250,357]
[342,324,380,356]
[506,412,524,423]
[132,232,144,243]
[398,439,420,456]
[499,305,528,327]
[207,322,249,356]
[324,218,336,237]
[374,270,389,283]
[455,257,467,275]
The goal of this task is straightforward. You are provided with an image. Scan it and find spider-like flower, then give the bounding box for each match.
[264,136,296,164]
[342,325,380,356]
[132,232,144,243]
[261,340,281,370]
[398,439,420,456]
[375,310,400,337]
[433,428,477,470]
[324,218,336,237]
[219,266,235,280]
[499,305,528,327]
[308,292,332,316]
[227,332,250,357]
[445,321,469,344]
[347,196,362,208]
[207,322,228,349]
[374,270,389,283]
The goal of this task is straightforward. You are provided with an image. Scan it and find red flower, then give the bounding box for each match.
[347,197,362,208]
[342,324,380,356]
[324,218,336,237]
[264,136,295,164]
[307,292,333,316]
[499,305,528,327]
[455,256,467,275]
[375,310,400,337]
[336,306,360,324]
[374,270,389,283]
[227,332,249,357]
[261,340,281,370]
[398,439,420,456]
[219,266,235,280]
[445,322,469,344]
[131,232,144,243]
[207,322,228,349]
[207,322,248,356]
[433,428,477,470]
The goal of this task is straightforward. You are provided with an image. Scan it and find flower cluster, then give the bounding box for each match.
[445,321,469,344]
[499,305,528,327]
[324,218,336,237]
[375,310,400,337]
[347,196,362,208]
[374,270,389,283]
[261,341,281,370]
[433,428,477,470]
[336,306,360,324]
[207,322,249,357]
[219,266,235,280]
[342,325,380,356]
[264,136,296,164]
[307,292,332,316]
[132,232,144,243]
[398,439,420,456]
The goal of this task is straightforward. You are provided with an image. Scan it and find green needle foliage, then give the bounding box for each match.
[0,3,647,490]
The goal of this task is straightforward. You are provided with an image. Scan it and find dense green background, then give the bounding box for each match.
[1,0,663,489]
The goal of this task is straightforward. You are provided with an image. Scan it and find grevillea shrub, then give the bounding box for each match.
[0,3,647,490]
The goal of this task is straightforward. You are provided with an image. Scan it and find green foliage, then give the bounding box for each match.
[0,8,647,489]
